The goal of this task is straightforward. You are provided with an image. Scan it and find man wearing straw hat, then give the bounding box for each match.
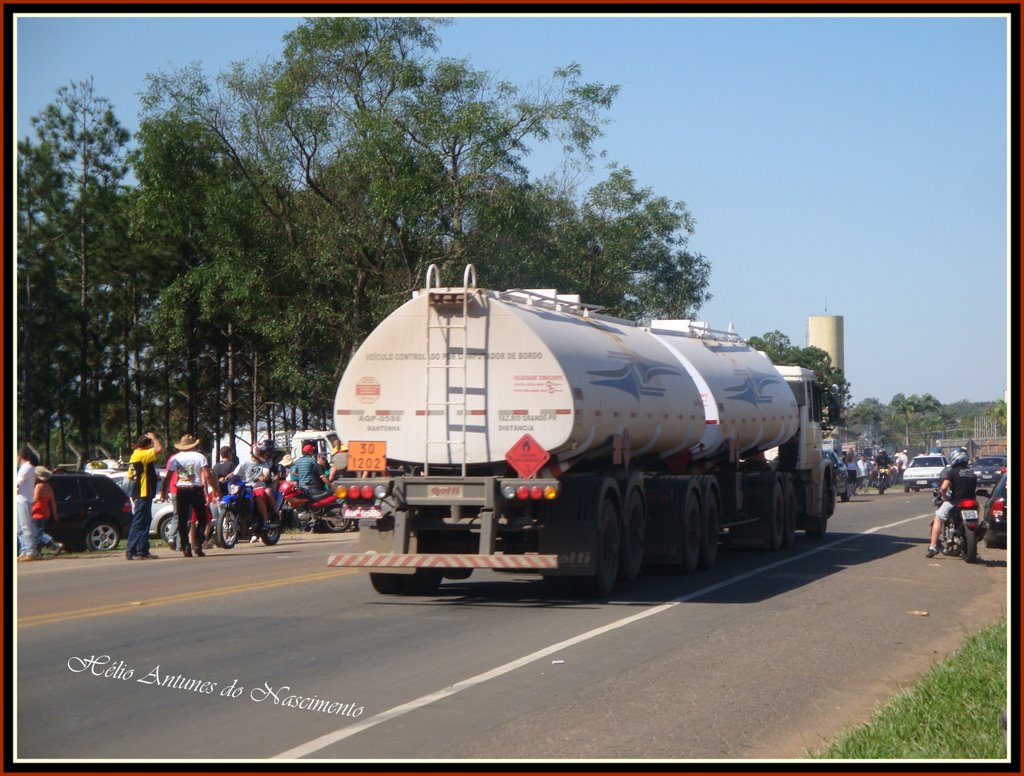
[159,434,218,558]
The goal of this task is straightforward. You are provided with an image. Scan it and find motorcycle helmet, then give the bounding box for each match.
[949,449,969,467]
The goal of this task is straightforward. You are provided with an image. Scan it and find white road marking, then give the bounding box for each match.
[274,513,932,759]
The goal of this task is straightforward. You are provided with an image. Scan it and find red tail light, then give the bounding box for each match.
[122,501,132,513]
[959,499,978,510]
[530,486,544,500]
[991,498,1005,519]
[360,485,375,500]
[516,485,530,500]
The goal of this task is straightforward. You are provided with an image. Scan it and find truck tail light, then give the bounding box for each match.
[501,481,560,501]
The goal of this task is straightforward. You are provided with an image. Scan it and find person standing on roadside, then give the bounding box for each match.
[329,441,349,482]
[30,467,64,556]
[211,446,236,491]
[856,453,871,492]
[17,446,39,561]
[159,434,217,558]
[845,451,859,496]
[126,432,163,560]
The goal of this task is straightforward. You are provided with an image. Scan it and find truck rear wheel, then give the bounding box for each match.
[618,485,646,583]
[369,572,407,594]
[781,478,797,548]
[403,568,443,595]
[578,495,620,598]
[806,480,831,539]
[699,484,720,570]
[676,486,702,575]
[764,481,785,551]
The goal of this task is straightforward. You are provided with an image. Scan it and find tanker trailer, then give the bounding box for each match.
[327,265,836,597]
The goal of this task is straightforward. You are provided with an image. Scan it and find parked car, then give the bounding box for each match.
[108,471,176,545]
[46,472,132,551]
[982,472,1007,549]
[824,449,851,502]
[903,454,949,492]
[972,455,1007,488]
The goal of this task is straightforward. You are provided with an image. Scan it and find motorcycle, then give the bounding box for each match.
[218,475,281,549]
[874,465,891,495]
[933,489,985,563]
[278,480,353,533]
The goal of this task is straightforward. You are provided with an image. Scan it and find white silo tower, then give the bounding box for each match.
[807,315,844,373]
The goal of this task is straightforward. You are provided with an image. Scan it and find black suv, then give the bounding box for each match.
[46,472,132,551]
[824,449,851,503]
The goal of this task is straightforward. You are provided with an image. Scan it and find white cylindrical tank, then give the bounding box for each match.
[334,288,798,469]
[807,315,844,374]
[649,321,800,460]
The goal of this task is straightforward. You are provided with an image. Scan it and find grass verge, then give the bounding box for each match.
[814,619,1008,759]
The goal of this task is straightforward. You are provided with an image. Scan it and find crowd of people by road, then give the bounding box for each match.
[15,431,356,563]
[841,447,909,493]
[139,434,350,560]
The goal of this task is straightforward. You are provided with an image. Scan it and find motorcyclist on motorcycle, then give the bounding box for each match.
[233,440,280,543]
[926,448,977,558]
[873,446,891,481]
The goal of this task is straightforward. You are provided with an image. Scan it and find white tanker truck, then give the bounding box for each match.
[326,265,838,596]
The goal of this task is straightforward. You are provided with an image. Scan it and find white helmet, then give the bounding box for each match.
[949,449,969,467]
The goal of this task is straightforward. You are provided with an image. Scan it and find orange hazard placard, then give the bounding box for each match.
[505,433,550,479]
[348,441,387,472]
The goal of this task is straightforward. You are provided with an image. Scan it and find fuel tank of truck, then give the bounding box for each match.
[334,286,799,469]
[648,321,800,461]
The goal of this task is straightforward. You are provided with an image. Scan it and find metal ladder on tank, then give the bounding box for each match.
[423,264,478,477]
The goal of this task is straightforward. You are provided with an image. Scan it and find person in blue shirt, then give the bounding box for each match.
[289,444,330,495]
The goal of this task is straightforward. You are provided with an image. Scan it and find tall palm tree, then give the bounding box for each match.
[910,393,942,450]
[890,393,914,448]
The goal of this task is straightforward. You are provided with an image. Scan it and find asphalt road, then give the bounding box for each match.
[14,490,1009,764]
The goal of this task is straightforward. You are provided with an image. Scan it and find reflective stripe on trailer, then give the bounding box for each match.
[326,552,559,570]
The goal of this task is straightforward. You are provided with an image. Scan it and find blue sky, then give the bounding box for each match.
[14,13,1011,407]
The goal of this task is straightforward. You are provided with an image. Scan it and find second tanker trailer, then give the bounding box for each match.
[326,265,838,596]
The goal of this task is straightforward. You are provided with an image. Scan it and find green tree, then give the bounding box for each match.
[847,398,884,442]
[746,330,794,366]
[889,393,915,449]
[141,16,629,424]
[17,135,74,460]
[22,79,130,460]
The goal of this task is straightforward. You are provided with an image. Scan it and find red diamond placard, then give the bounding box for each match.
[505,433,551,479]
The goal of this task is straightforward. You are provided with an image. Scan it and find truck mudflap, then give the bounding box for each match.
[326,551,559,571]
